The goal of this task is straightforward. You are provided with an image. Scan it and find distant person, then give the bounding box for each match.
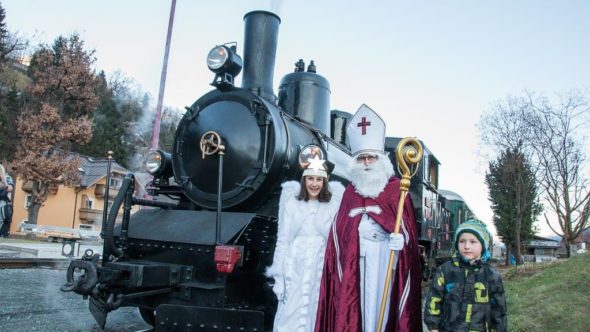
[0,164,14,237]
[267,155,344,331]
[315,105,423,332]
[423,220,507,332]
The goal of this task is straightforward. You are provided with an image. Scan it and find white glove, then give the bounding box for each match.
[388,233,405,251]
[272,279,285,301]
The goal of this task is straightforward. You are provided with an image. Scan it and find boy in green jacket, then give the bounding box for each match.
[424,220,507,332]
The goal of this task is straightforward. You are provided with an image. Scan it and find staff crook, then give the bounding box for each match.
[376,137,422,332]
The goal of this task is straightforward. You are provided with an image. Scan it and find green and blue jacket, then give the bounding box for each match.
[423,254,507,332]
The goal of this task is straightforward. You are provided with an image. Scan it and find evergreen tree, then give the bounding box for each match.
[486,146,542,265]
[76,71,142,168]
[158,106,183,152]
[0,2,28,161]
[0,85,20,160]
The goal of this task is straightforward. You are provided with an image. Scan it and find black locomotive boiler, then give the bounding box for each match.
[61,10,464,332]
[62,10,353,331]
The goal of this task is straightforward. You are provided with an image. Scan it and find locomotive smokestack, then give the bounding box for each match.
[242,11,281,103]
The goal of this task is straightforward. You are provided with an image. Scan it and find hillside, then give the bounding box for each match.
[504,252,590,331]
[1,62,31,90]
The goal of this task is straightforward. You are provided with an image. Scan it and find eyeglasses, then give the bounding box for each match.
[356,155,377,162]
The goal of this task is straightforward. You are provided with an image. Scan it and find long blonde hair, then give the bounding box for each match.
[0,164,5,182]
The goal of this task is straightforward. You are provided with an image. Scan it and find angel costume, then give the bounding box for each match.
[267,180,345,332]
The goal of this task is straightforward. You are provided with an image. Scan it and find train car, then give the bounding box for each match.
[384,137,441,279]
[60,9,475,331]
[434,189,478,264]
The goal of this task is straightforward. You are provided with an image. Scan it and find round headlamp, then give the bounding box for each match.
[145,150,164,175]
[206,44,243,77]
[207,46,229,71]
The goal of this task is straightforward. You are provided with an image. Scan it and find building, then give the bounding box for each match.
[573,227,589,254]
[523,235,561,262]
[9,155,145,240]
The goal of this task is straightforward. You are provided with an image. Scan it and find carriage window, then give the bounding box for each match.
[428,157,438,189]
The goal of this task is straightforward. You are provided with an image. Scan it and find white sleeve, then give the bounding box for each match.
[265,181,299,280]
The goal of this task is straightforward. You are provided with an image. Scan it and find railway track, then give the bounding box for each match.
[0,257,69,269]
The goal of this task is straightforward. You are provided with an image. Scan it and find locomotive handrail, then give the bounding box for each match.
[199,131,226,245]
[132,197,178,209]
[279,111,292,168]
[281,110,352,160]
[103,173,134,261]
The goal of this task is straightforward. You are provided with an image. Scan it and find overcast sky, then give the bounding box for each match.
[4,0,590,237]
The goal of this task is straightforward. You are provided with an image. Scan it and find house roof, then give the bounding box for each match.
[528,235,561,248]
[78,156,129,188]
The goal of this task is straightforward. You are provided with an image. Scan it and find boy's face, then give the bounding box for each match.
[458,232,483,261]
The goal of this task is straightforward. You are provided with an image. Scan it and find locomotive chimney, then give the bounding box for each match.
[242,11,281,103]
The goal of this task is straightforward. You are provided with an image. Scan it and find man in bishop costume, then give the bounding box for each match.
[314,105,423,332]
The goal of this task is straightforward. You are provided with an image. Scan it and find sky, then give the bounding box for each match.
[4,0,590,238]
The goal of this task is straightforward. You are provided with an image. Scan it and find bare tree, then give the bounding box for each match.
[0,4,28,70]
[523,91,590,256]
[9,34,98,224]
[480,90,590,256]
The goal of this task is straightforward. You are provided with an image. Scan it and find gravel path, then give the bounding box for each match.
[0,267,152,331]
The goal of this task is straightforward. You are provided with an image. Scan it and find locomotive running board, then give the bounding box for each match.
[155,304,264,331]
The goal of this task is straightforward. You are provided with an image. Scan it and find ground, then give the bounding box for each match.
[0,267,152,331]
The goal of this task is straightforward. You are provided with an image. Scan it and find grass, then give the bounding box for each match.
[503,252,590,331]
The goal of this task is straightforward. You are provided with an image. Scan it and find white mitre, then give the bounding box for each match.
[346,104,386,157]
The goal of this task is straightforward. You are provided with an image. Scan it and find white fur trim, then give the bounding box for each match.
[348,205,382,218]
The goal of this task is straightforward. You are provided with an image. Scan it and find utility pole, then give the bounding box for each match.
[151,0,177,150]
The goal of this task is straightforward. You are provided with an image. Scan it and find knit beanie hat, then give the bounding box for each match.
[454,220,492,258]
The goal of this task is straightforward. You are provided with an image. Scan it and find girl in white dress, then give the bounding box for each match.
[266,156,344,332]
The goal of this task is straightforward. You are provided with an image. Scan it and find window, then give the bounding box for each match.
[82,195,93,209]
[536,248,548,256]
[109,178,122,189]
[79,224,94,231]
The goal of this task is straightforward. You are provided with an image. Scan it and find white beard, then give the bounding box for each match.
[348,153,394,198]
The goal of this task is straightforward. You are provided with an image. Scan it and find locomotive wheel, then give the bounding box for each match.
[139,307,156,326]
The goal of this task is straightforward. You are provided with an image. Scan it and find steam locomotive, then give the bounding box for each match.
[61,10,473,331]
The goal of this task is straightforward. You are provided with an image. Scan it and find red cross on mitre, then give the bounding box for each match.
[357,116,371,135]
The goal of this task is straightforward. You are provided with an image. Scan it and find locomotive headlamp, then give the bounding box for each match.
[207,44,243,88]
[207,44,243,75]
[145,151,163,174]
[145,150,173,177]
[207,46,229,71]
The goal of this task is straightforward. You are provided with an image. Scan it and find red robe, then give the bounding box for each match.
[314,177,423,332]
